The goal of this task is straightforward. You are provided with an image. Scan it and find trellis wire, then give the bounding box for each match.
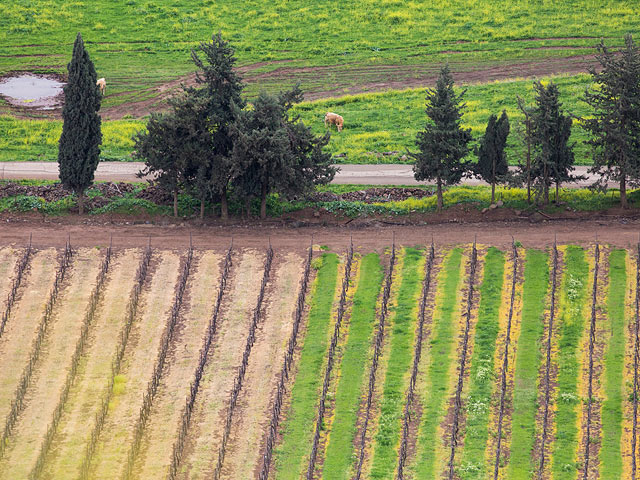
[396,241,435,480]
[492,241,519,479]
[258,243,313,480]
[79,245,152,480]
[0,241,73,460]
[354,241,397,480]
[447,241,479,479]
[30,244,113,479]
[305,241,353,480]
[212,245,274,480]
[168,244,233,480]
[0,236,33,341]
[122,246,194,480]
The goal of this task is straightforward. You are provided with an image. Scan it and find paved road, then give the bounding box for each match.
[0,161,608,187]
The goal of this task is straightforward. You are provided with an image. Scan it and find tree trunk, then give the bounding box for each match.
[491,156,496,204]
[526,125,532,204]
[555,180,560,205]
[491,181,495,204]
[621,174,628,209]
[220,187,228,220]
[260,182,267,219]
[436,177,443,212]
[200,199,205,220]
[245,197,251,218]
[543,164,549,205]
[173,189,178,217]
[78,191,84,215]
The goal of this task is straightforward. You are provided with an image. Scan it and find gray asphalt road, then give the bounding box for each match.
[0,161,607,187]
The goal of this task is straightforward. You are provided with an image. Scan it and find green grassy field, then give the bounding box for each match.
[0,0,636,106]
[0,74,598,164]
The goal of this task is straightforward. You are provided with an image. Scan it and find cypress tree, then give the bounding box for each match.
[515,96,534,203]
[475,110,510,203]
[531,81,578,204]
[58,33,102,214]
[582,34,640,209]
[410,64,472,211]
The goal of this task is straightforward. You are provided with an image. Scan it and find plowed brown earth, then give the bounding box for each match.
[0,249,58,425]
[222,253,304,479]
[134,250,222,479]
[41,248,142,479]
[176,250,264,479]
[0,248,102,480]
[89,251,181,480]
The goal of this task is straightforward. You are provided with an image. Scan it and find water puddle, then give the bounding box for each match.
[0,74,65,110]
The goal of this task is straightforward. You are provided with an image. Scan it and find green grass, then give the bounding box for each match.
[0,74,602,164]
[600,249,627,479]
[369,247,424,479]
[552,246,589,479]
[322,253,383,479]
[274,253,339,480]
[458,247,505,479]
[0,0,635,107]
[411,247,463,479]
[507,249,550,479]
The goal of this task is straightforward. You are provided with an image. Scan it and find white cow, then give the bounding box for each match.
[96,78,106,95]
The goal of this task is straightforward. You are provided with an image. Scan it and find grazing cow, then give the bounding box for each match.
[96,78,106,95]
[324,112,344,132]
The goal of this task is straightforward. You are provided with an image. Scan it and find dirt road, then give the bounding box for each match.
[0,162,609,188]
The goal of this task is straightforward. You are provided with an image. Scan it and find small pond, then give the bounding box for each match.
[0,74,65,110]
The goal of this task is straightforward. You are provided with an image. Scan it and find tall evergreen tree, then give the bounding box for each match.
[187,32,245,219]
[410,64,472,211]
[475,110,510,203]
[531,81,578,204]
[515,96,534,203]
[58,33,102,214]
[582,34,640,209]
[231,86,335,219]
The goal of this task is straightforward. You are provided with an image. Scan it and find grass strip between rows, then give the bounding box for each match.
[507,249,549,479]
[552,246,589,479]
[410,247,463,479]
[369,247,424,480]
[600,249,626,479]
[322,253,383,479]
[458,247,505,479]
[273,253,338,480]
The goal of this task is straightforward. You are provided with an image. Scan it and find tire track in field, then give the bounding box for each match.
[0,248,58,424]
[396,242,435,479]
[354,243,396,480]
[537,243,560,480]
[492,243,520,478]
[133,251,223,479]
[176,250,265,479]
[445,242,480,479]
[0,247,101,480]
[89,251,181,480]
[39,249,142,479]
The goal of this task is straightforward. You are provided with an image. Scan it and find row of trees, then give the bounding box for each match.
[57,33,335,218]
[413,34,640,210]
[58,32,640,216]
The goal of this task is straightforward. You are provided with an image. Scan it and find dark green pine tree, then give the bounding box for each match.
[58,33,102,214]
[582,34,640,209]
[231,86,335,219]
[531,81,578,204]
[188,32,246,220]
[410,64,472,211]
[475,110,510,203]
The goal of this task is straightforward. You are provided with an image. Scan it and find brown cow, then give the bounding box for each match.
[324,112,344,132]
[96,78,106,95]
